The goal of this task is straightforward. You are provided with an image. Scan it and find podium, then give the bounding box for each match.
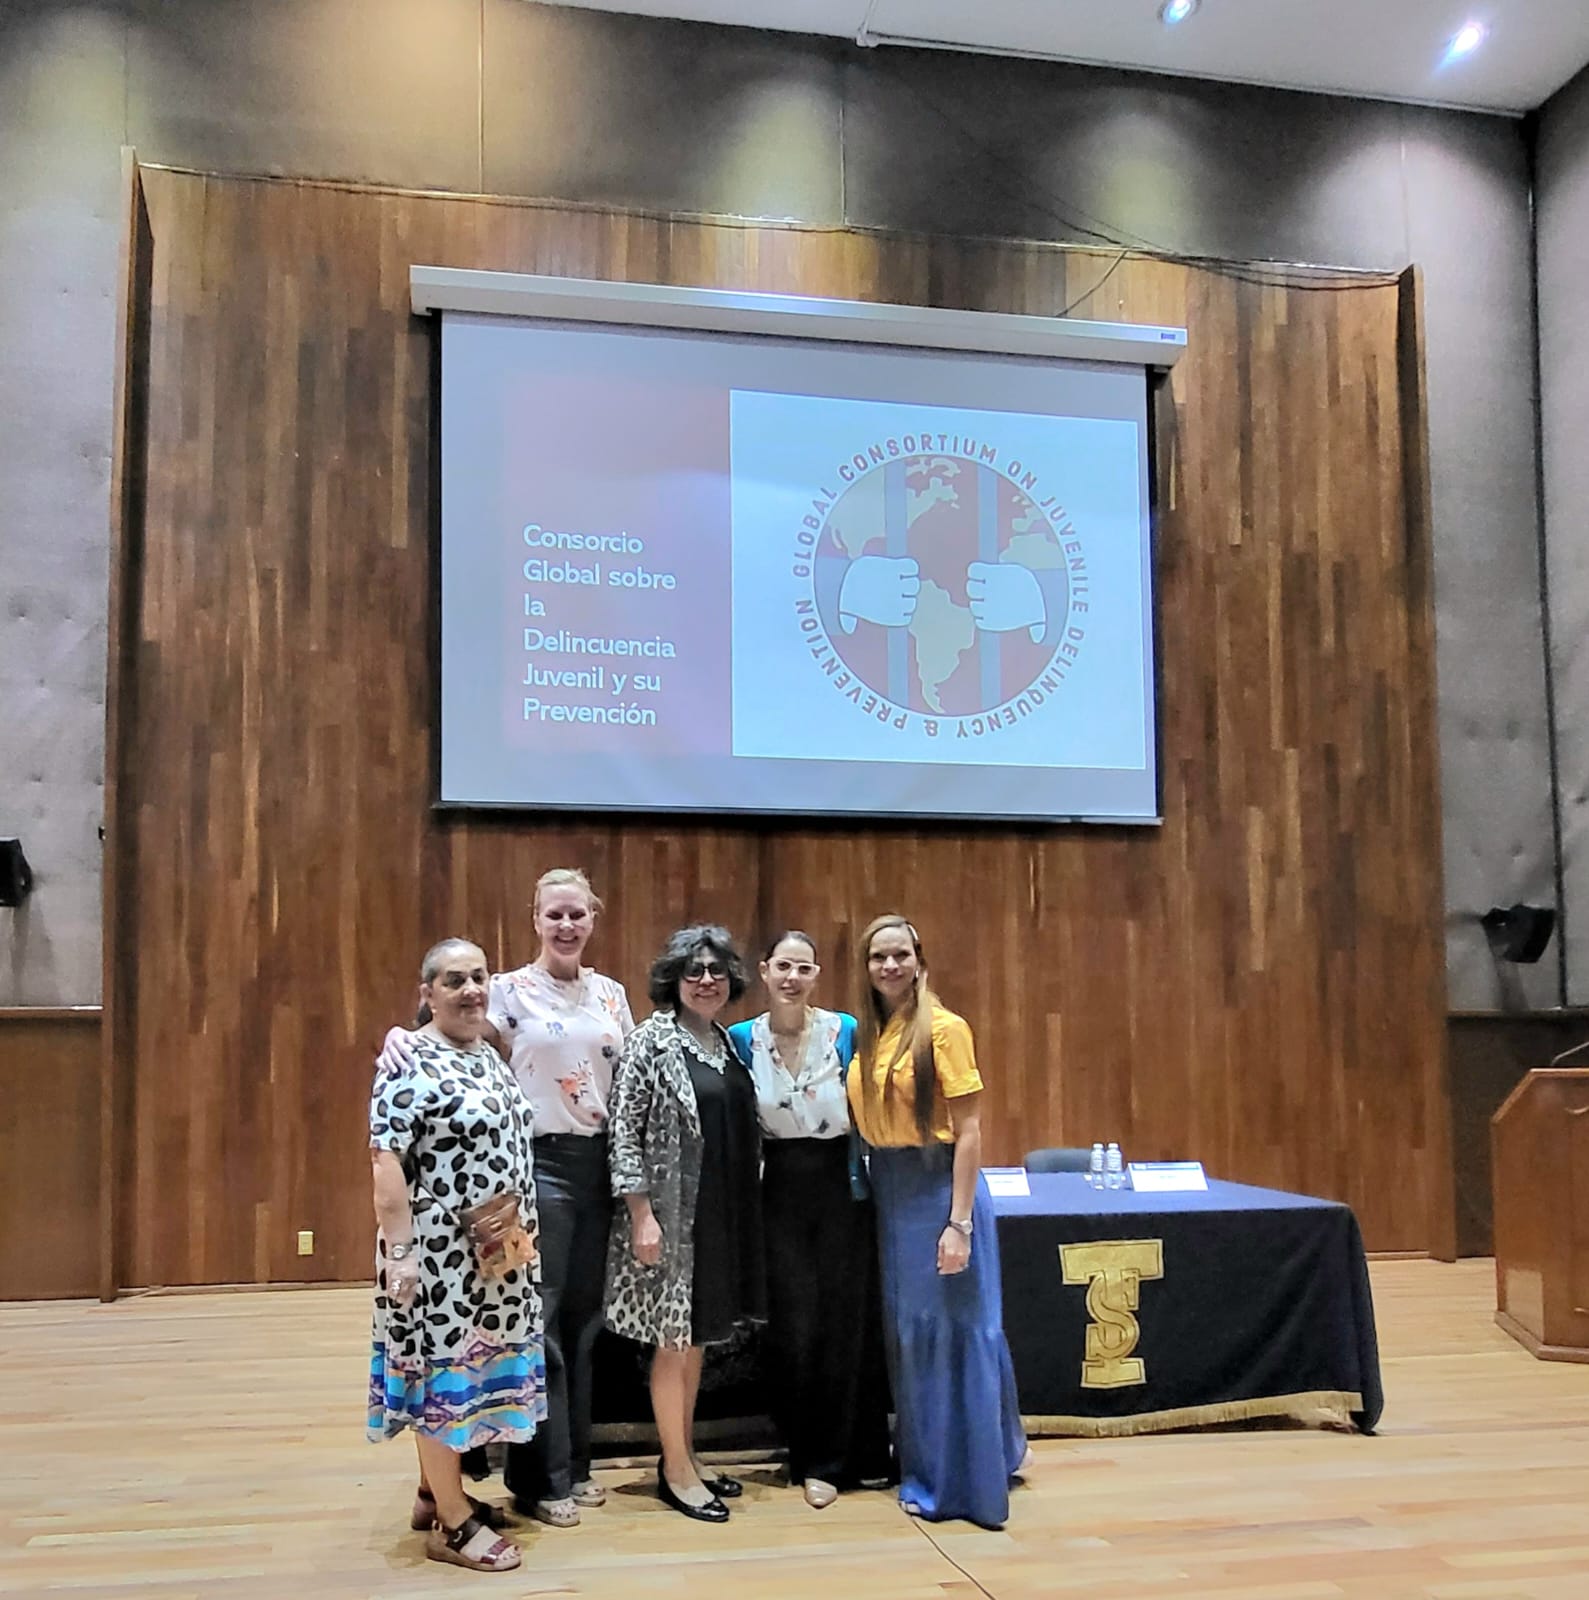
[1492,1067,1589,1361]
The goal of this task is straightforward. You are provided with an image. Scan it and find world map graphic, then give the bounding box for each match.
[811,453,1071,717]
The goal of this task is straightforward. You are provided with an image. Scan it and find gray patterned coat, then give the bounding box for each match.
[604,1010,723,1350]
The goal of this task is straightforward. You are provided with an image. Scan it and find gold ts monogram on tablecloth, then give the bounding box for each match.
[1059,1239,1165,1388]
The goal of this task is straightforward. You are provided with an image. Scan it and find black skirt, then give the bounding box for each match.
[687,1053,766,1344]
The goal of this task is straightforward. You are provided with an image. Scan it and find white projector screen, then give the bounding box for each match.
[438,307,1159,822]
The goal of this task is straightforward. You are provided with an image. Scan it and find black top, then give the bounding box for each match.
[686,1048,766,1344]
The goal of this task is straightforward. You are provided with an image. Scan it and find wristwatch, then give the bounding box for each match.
[946,1217,973,1238]
[389,1241,415,1261]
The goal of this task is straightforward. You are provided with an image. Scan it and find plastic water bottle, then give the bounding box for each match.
[1088,1143,1105,1188]
[1104,1142,1125,1191]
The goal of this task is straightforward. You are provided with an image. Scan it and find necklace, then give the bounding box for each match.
[768,1008,812,1077]
[679,1018,727,1074]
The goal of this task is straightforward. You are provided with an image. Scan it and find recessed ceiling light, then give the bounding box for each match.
[1446,20,1488,58]
[1159,0,1200,25]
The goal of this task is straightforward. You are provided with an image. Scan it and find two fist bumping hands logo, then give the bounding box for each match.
[805,445,1085,735]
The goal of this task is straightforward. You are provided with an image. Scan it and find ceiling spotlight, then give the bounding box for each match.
[1159,0,1200,24]
[1446,20,1488,58]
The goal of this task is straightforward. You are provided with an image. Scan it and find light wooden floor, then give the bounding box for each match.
[3,1260,1589,1599]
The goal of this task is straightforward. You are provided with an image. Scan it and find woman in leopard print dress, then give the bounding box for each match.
[369,938,548,1574]
[605,926,765,1522]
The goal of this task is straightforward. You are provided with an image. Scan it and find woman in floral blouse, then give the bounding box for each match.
[486,869,634,1526]
[727,932,892,1509]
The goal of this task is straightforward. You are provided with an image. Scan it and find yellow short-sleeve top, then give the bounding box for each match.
[846,1004,983,1148]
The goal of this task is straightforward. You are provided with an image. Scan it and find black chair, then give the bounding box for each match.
[1024,1147,1093,1174]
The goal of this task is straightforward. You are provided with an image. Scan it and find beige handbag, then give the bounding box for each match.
[459,1192,538,1280]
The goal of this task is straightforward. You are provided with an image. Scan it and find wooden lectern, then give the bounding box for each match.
[1492,1067,1589,1361]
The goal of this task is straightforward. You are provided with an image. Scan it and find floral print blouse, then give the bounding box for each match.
[728,1008,857,1141]
[487,964,635,1136]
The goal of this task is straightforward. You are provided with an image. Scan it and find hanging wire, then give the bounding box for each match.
[867,49,1402,297]
[1059,247,1132,316]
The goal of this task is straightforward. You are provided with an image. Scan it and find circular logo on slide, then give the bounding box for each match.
[810,450,1073,718]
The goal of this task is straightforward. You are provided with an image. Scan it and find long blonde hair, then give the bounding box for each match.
[854,914,941,1142]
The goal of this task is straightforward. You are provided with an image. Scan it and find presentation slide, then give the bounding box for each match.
[439,310,1158,821]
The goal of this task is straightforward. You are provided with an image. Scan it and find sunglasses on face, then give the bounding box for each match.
[683,960,726,982]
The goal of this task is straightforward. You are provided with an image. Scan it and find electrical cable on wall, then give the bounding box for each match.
[865,49,1403,299]
[1059,246,1131,316]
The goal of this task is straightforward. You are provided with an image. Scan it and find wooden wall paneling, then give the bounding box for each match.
[101,150,153,1299]
[0,1011,102,1299]
[119,168,1446,1282]
[1398,266,1456,1260]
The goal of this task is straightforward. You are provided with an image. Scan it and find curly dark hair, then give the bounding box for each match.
[648,924,749,1009]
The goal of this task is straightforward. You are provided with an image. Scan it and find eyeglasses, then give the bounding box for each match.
[683,960,726,982]
[768,959,818,979]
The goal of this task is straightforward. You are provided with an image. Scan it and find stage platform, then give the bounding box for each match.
[3,1260,1588,1599]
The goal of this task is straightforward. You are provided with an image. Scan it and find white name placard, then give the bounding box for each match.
[983,1168,1032,1197]
[1127,1161,1208,1192]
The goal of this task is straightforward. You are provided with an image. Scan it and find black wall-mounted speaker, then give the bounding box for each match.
[1480,903,1556,964]
[0,839,33,907]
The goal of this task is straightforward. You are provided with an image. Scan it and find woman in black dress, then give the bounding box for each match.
[605,926,765,1522]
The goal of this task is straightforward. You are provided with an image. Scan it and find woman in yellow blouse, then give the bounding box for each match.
[847,914,1027,1529]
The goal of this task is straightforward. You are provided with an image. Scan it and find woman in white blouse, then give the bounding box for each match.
[486,868,634,1527]
[727,931,893,1509]
[380,868,634,1529]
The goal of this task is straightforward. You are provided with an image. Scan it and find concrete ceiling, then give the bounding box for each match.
[538,1,1589,114]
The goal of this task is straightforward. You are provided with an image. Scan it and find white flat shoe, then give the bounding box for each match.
[803,1478,838,1509]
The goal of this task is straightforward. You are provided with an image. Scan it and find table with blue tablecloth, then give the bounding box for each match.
[590,1171,1382,1446]
[993,1173,1382,1436]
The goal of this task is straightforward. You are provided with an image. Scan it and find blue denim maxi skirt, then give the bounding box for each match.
[869,1143,1027,1527]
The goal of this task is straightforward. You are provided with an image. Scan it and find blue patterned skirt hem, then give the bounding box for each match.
[367,1337,548,1452]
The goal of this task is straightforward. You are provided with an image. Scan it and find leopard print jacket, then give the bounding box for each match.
[603,1010,719,1351]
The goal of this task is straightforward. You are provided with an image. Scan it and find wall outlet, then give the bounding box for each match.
[296,1230,314,1256]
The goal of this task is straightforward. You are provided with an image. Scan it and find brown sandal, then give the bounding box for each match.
[410,1488,509,1532]
[426,1513,521,1573]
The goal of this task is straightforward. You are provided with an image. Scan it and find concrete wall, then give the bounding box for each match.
[0,0,1554,1007]
[1538,64,1589,1003]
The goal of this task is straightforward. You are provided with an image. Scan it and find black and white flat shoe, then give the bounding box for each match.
[657,1471,729,1523]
